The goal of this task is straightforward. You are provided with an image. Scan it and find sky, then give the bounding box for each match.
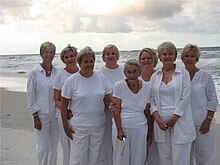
[0,0,220,55]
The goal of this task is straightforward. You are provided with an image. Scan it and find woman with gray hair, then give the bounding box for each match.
[150,41,196,165]
[110,59,152,165]
[61,46,112,165]
[181,44,218,165]
[27,41,60,165]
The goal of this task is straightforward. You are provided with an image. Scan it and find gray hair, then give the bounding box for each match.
[102,44,120,61]
[77,46,95,65]
[60,44,78,63]
[124,59,141,72]
[40,41,56,56]
[157,41,177,58]
[181,43,201,62]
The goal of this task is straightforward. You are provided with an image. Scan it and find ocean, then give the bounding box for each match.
[0,47,220,123]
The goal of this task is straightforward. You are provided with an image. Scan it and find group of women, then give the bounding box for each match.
[27,41,218,165]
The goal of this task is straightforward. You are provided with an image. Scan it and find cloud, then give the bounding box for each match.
[1,0,219,35]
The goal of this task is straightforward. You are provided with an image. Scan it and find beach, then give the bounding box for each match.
[1,87,220,164]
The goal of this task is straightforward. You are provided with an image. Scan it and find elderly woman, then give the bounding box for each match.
[61,46,111,165]
[27,41,60,165]
[138,48,159,165]
[181,44,218,165]
[110,59,152,165]
[150,41,196,165]
[98,44,125,165]
[53,45,79,165]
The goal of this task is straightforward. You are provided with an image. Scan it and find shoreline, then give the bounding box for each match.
[1,87,220,164]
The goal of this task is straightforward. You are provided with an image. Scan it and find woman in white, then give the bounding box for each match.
[61,46,112,165]
[53,45,79,165]
[138,47,159,165]
[110,59,152,165]
[181,44,218,165]
[150,41,196,165]
[27,41,60,165]
[98,44,125,165]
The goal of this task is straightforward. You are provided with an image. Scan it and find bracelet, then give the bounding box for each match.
[206,116,212,120]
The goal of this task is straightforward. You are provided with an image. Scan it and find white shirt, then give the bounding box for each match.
[62,71,111,126]
[98,65,125,94]
[27,64,60,114]
[150,65,196,143]
[53,69,74,117]
[190,69,218,125]
[113,80,151,128]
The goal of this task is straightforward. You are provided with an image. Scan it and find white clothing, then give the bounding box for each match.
[61,71,111,165]
[27,64,60,165]
[190,69,218,125]
[98,65,125,165]
[62,71,111,127]
[113,80,151,164]
[150,65,196,143]
[53,68,74,165]
[113,80,151,128]
[189,69,218,165]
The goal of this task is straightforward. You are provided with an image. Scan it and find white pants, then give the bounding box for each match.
[35,107,59,165]
[113,125,148,165]
[58,117,70,165]
[157,129,191,165]
[69,124,105,165]
[190,123,217,165]
[147,140,159,165]
[98,109,113,165]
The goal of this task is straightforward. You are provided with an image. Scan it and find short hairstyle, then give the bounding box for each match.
[102,44,120,61]
[138,47,158,67]
[124,59,141,72]
[77,46,95,65]
[60,44,78,63]
[40,41,56,56]
[181,43,201,62]
[157,41,177,58]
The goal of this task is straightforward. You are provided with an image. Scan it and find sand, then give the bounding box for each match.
[0,87,220,164]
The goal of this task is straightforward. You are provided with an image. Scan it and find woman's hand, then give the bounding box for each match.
[166,114,180,130]
[156,118,168,131]
[117,129,126,141]
[199,117,211,134]
[33,115,41,130]
[63,124,75,140]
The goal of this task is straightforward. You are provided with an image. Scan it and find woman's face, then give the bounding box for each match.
[79,54,95,74]
[63,51,77,65]
[182,50,197,67]
[159,47,176,66]
[41,48,55,63]
[124,64,140,81]
[103,48,118,66]
[139,51,153,67]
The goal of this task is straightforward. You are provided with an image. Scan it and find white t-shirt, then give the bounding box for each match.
[98,65,125,94]
[62,71,111,126]
[190,69,218,125]
[53,69,73,117]
[113,80,151,128]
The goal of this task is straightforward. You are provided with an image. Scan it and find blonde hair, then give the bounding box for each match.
[102,44,120,61]
[40,41,56,56]
[157,41,177,58]
[77,46,95,65]
[181,43,200,62]
[60,44,78,63]
[138,47,158,67]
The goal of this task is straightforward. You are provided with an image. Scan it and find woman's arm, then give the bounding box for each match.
[144,104,153,145]
[54,89,62,110]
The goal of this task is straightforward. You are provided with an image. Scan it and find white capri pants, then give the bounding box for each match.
[58,117,70,165]
[113,124,148,165]
[35,107,59,165]
[190,123,217,165]
[69,124,105,165]
[157,129,191,165]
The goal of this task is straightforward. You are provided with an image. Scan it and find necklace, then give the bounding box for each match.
[126,79,139,93]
